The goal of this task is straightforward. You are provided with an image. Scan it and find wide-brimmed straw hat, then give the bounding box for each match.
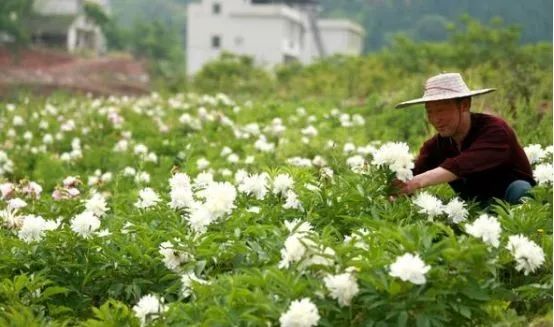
[395,73,496,109]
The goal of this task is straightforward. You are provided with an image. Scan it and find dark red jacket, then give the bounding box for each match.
[414,113,535,203]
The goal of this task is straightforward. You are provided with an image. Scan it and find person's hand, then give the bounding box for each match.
[389,178,420,198]
[388,179,406,202]
[399,178,420,194]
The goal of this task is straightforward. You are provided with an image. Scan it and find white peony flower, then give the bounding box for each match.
[273,173,294,195]
[346,155,365,173]
[465,214,502,247]
[301,245,335,269]
[43,134,54,145]
[352,114,365,126]
[70,211,101,238]
[283,190,302,210]
[278,234,309,269]
[238,173,269,200]
[22,181,43,198]
[279,298,320,327]
[0,182,15,199]
[113,139,129,152]
[133,144,148,155]
[323,272,360,307]
[123,166,136,176]
[12,115,25,126]
[372,142,414,182]
[412,192,444,220]
[227,153,239,163]
[254,135,275,153]
[287,157,313,168]
[284,219,313,234]
[145,152,158,163]
[159,241,192,272]
[96,229,111,237]
[132,294,166,326]
[23,131,32,141]
[524,144,546,164]
[278,220,333,270]
[196,158,210,170]
[357,144,377,156]
[7,198,27,210]
[186,204,214,234]
[62,176,80,188]
[443,197,468,223]
[343,142,356,153]
[343,228,371,250]
[197,182,237,219]
[234,169,249,185]
[301,125,318,138]
[134,188,161,209]
[193,171,214,189]
[506,235,545,275]
[169,173,194,209]
[311,155,327,167]
[84,193,109,217]
[389,253,431,285]
[134,171,151,184]
[247,206,260,213]
[533,163,553,185]
[243,122,260,136]
[181,271,209,298]
[18,215,59,243]
[220,146,233,157]
[0,208,23,229]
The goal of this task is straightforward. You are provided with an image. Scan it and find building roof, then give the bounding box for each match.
[25,14,77,35]
[229,4,304,23]
[318,19,365,35]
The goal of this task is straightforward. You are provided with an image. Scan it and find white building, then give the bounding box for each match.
[29,0,110,54]
[186,0,365,75]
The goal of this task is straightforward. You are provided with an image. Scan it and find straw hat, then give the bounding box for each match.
[395,73,496,109]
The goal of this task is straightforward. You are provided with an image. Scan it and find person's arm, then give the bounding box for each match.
[440,123,511,177]
[400,167,458,194]
[397,120,511,195]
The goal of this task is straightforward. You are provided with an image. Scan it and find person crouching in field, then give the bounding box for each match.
[393,72,535,206]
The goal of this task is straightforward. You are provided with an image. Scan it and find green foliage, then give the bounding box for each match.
[0,0,33,46]
[83,1,110,28]
[319,0,552,51]
[0,11,551,326]
[127,21,186,87]
[104,19,187,90]
[192,52,274,96]
[0,89,550,325]
[199,16,551,144]
[82,300,139,327]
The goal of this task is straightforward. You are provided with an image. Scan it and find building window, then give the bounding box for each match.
[211,35,221,48]
[213,3,221,14]
[283,55,298,64]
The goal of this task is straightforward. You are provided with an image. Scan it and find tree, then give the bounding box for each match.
[0,0,33,46]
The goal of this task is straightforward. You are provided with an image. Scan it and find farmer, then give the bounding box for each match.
[393,72,535,205]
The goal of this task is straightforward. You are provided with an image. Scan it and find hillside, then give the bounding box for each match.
[110,0,553,52]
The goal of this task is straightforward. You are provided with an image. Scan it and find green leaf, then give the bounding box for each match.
[39,286,69,300]
[397,311,408,327]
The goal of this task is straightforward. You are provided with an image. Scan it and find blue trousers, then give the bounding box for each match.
[504,180,533,204]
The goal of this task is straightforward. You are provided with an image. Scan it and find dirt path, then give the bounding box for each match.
[0,47,150,97]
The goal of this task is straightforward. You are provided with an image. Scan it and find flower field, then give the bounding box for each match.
[0,93,551,326]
